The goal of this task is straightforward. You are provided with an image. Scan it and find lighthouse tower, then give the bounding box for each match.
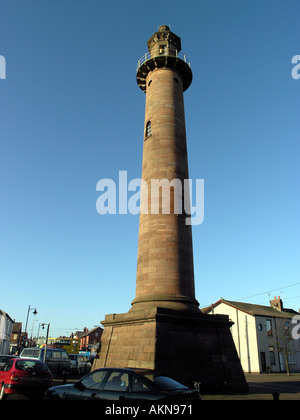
[132,25,198,313]
[93,26,248,393]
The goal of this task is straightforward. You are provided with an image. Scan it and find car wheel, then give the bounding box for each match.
[0,384,7,400]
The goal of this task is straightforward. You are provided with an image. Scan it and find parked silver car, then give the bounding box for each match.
[68,354,91,374]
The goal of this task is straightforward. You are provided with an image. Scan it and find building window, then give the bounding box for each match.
[145,121,151,138]
[159,44,166,55]
[269,346,276,365]
[266,319,272,336]
[287,352,296,364]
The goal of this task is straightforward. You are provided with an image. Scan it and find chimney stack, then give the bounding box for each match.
[270,296,283,311]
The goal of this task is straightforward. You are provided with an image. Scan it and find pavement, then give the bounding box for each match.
[202,373,300,400]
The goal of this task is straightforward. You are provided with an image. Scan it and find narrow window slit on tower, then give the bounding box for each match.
[159,45,166,55]
[145,121,151,138]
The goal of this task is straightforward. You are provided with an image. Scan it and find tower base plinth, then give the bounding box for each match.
[93,308,248,394]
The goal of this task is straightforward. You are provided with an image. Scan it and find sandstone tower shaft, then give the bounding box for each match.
[133,25,198,312]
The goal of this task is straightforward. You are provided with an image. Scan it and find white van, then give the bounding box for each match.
[20,347,70,376]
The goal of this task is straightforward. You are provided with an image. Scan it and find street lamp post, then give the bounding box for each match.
[37,323,43,345]
[24,305,37,334]
[24,305,38,348]
[41,323,50,362]
[30,319,39,340]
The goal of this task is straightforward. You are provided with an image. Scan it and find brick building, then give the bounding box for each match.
[80,326,103,352]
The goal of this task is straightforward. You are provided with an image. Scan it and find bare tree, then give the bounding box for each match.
[272,317,294,376]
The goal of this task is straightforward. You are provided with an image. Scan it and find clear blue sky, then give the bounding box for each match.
[1,0,299,338]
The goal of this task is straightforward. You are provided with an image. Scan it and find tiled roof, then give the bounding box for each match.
[203,299,298,319]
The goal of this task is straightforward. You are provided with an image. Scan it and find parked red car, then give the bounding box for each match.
[0,358,53,400]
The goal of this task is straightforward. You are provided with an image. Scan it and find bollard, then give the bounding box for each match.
[62,370,67,384]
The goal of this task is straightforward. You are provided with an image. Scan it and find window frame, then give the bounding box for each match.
[130,375,152,393]
[159,44,166,55]
[80,370,108,391]
[266,319,273,336]
[103,371,130,392]
[269,346,276,365]
[145,121,152,139]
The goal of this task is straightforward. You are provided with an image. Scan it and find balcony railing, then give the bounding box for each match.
[136,49,191,73]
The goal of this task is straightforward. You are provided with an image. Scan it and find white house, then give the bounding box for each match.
[203,297,300,374]
[0,310,14,354]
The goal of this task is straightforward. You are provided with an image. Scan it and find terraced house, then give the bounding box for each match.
[0,310,13,354]
[203,297,300,374]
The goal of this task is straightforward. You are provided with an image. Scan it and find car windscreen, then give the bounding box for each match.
[15,360,49,372]
[153,376,188,390]
[21,349,41,358]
